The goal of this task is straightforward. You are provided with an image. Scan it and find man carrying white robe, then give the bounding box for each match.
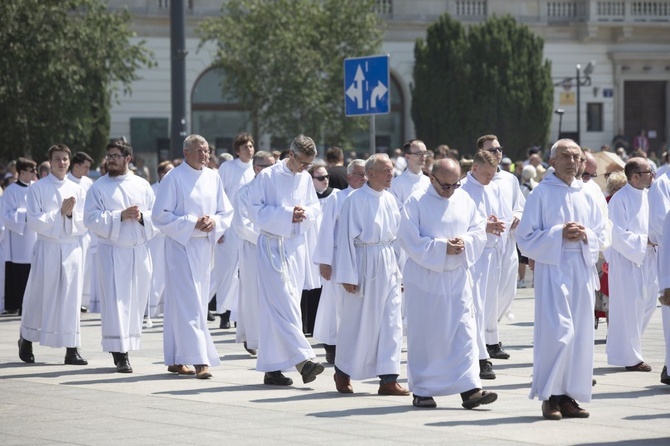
[517,139,607,421]
[460,150,507,381]
[18,144,88,366]
[313,159,367,365]
[477,135,525,353]
[85,141,159,374]
[399,158,498,409]
[67,151,94,314]
[606,157,657,372]
[210,133,255,329]
[232,151,276,356]
[153,134,234,379]
[333,154,408,396]
[247,134,324,387]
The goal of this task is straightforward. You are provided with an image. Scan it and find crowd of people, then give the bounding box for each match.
[2,131,670,421]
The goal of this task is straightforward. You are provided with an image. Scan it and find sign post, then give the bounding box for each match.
[344,55,390,154]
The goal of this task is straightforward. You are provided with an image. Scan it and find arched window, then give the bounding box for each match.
[191,68,251,154]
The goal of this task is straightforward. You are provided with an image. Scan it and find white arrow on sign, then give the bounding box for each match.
[370,80,388,108]
[346,65,365,109]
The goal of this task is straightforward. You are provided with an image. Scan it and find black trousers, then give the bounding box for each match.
[300,287,322,336]
[5,261,31,312]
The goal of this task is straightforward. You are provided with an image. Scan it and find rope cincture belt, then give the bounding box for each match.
[352,238,396,296]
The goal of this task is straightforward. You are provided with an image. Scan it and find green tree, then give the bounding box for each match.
[412,15,553,159]
[197,0,383,144]
[0,0,155,162]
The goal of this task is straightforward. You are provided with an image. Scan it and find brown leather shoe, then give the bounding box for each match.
[195,365,212,379]
[167,364,196,375]
[558,396,589,418]
[334,373,353,393]
[542,398,562,420]
[378,381,410,396]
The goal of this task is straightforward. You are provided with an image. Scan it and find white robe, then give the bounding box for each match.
[147,182,166,317]
[491,169,525,321]
[152,162,233,367]
[232,181,261,350]
[606,184,657,366]
[333,184,402,380]
[399,186,487,397]
[648,172,670,370]
[2,182,37,264]
[85,173,159,352]
[20,174,87,347]
[517,173,606,403]
[247,160,321,372]
[68,172,96,311]
[210,158,254,314]
[312,187,356,345]
[461,172,505,356]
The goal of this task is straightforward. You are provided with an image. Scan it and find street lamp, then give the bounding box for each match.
[555,109,565,140]
[576,61,596,145]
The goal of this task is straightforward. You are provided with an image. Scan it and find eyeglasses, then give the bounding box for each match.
[581,172,597,179]
[431,175,461,192]
[313,175,329,181]
[105,153,126,160]
[487,147,503,153]
[291,151,313,169]
[187,149,210,156]
[255,164,273,168]
[635,170,654,175]
[23,168,36,173]
[350,172,367,178]
[408,151,428,157]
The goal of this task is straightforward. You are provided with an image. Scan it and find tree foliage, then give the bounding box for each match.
[0,0,155,162]
[412,15,553,159]
[197,0,383,144]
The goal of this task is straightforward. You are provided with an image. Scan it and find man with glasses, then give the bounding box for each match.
[2,157,37,316]
[18,145,88,366]
[606,157,657,373]
[313,159,367,374]
[461,150,507,381]
[517,139,607,420]
[153,134,234,379]
[333,154,408,396]
[580,150,612,250]
[390,140,431,210]
[476,135,525,361]
[247,134,325,386]
[84,141,159,374]
[399,158,498,409]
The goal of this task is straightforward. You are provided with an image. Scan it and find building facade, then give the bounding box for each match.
[106,0,670,168]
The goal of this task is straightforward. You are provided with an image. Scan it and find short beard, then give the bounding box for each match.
[107,165,127,177]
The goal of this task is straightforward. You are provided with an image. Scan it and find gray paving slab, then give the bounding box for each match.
[1,283,670,445]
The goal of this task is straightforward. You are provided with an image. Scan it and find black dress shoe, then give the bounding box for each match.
[18,336,35,363]
[207,311,216,322]
[115,353,132,373]
[219,310,231,329]
[243,341,257,356]
[64,348,88,365]
[479,359,496,380]
[324,344,336,365]
[264,371,293,386]
[300,360,325,384]
[80,306,88,313]
[661,366,670,385]
[487,342,510,360]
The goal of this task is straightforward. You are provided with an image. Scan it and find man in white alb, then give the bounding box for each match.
[247,134,324,386]
[153,134,233,379]
[517,139,607,420]
[85,141,159,373]
[399,158,498,409]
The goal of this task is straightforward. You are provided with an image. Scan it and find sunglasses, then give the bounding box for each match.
[313,175,329,181]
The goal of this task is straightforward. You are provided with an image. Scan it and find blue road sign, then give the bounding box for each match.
[344,55,390,116]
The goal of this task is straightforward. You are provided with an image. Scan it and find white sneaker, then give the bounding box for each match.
[517,279,526,289]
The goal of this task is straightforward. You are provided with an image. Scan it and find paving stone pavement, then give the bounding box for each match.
[1,285,670,445]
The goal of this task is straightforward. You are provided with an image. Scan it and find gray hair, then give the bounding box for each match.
[183,134,208,152]
[365,153,391,172]
[347,159,366,174]
[289,134,316,157]
[549,138,579,159]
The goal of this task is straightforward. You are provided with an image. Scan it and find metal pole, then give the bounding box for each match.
[558,115,563,139]
[369,115,376,155]
[576,64,581,145]
[170,0,187,160]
